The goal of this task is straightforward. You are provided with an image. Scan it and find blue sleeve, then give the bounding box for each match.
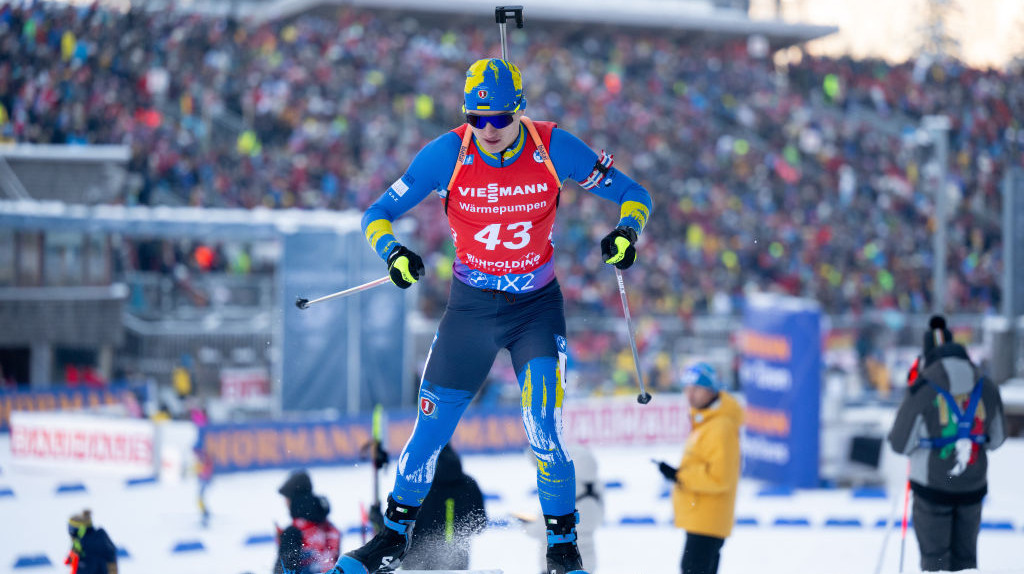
[361,132,461,260]
[548,128,652,233]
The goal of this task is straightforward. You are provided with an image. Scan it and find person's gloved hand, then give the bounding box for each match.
[655,460,678,481]
[386,245,425,289]
[372,441,389,470]
[600,226,638,269]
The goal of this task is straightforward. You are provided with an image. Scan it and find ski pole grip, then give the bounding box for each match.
[495,6,524,27]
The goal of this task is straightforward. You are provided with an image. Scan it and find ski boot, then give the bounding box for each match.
[544,511,589,574]
[328,496,419,573]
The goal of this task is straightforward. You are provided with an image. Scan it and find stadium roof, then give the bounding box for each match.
[188,0,837,49]
[0,200,365,240]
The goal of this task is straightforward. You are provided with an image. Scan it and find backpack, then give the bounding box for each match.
[918,378,988,450]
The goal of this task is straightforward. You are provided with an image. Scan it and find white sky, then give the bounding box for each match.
[751,0,1024,68]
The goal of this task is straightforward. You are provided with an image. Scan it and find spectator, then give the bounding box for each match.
[0,363,18,389]
[194,444,213,528]
[402,444,487,570]
[654,363,742,574]
[191,403,213,528]
[887,315,1006,571]
[0,3,1019,321]
[172,361,193,400]
[65,509,118,574]
[275,470,341,574]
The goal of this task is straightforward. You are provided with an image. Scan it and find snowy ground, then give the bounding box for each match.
[1,436,1021,574]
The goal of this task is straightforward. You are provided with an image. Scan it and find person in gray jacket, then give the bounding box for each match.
[887,315,1006,572]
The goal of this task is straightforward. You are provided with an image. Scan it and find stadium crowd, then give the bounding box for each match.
[0,3,1021,321]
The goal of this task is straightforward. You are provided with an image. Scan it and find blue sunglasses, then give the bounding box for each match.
[466,113,516,129]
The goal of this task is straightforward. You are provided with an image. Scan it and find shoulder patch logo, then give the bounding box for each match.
[420,397,436,416]
[390,178,409,197]
[533,149,545,163]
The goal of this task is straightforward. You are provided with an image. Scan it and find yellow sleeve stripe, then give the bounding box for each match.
[365,219,395,250]
[620,200,650,230]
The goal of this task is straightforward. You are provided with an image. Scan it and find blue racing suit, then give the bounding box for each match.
[362,119,651,516]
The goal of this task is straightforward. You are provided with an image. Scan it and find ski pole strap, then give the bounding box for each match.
[918,378,988,449]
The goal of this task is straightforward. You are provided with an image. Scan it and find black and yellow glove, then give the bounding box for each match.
[386,245,425,289]
[600,226,638,270]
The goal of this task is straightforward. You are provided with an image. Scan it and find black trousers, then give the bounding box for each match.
[912,495,983,571]
[681,532,724,574]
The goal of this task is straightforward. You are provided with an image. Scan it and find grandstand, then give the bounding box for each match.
[0,196,415,415]
[0,0,1020,417]
[253,0,838,49]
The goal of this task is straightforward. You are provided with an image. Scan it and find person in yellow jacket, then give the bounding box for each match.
[654,362,743,574]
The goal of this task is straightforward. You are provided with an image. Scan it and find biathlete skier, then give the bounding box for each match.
[330,57,653,574]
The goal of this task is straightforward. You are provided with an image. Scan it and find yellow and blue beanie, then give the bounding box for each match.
[681,362,722,392]
[463,58,526,113]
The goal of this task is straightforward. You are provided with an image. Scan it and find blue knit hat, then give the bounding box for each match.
[463,58,526,113]
[680,362,721,392]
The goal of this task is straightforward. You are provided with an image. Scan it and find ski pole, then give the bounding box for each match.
[898,461,912,573]
[295,275,391,309]
[898,348,926,573]
[371,404,386,510]
[614,267,652,404]
[358,502,369,544]
[873,481,902,574]
[494,5,524,61]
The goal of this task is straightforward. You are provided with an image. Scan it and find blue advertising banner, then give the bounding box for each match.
[280,231,353,413]
[0,386,140,432]
[739,294,822,488]
[279,230,407,414]
[197,408,528,474]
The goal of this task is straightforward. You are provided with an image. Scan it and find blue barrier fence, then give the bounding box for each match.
[0,385,143,432]
[197,408,529,475]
